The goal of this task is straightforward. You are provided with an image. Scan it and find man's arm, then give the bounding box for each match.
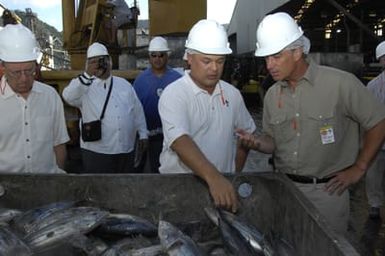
[236,128,275,154]
[235,143,249,172]
[171,135,238,212]
[325,118,385,195]
[54,144,67,170]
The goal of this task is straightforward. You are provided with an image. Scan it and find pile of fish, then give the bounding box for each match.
[0,201,295,255]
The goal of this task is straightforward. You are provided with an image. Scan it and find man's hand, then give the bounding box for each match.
[86,58,104,77]
[324,165,366,195]
[236,128,261,150]
[236,128,275,153]
[206,173,238,213]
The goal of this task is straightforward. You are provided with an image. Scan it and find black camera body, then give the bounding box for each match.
[98,57,108,70]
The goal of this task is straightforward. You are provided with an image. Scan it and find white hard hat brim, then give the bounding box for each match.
[255,30,304,57]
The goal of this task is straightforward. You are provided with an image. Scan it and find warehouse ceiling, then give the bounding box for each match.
[270,0,385,59]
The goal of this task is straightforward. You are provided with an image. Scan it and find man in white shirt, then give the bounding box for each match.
[158,20,256,212]
[63,42,148,173]
[0,24,69,173]
[366,41,385,219]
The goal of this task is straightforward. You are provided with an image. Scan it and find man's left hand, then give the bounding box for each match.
[324,165,365,195]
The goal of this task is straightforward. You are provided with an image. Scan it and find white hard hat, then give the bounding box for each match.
[87,42,109,58]
[375,41,385,60]
[0,24,40,62]
[255,12,304,57]
[149,36,170,52]
[185,19,232,55]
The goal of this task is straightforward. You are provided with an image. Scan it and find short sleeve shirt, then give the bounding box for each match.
[0,77,69,173]
[263,61,385,178]
[159,73,256,174]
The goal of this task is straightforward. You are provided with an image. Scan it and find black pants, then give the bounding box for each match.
[81,149,134,173]
[134,134,163,173]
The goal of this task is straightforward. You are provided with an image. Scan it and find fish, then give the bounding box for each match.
[23,207,108,252]
[96,213,158,237]
[103,243,165,256]
[68,234,109,256]
[0,208,22,223]
[204,207,255,256]
[0,224,32,256]
[23,206,104,235]
[12,201,75,234]
[219,209,274,256]
[158,220,203,256]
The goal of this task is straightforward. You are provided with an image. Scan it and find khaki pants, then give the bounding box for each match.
[294,182,349,235]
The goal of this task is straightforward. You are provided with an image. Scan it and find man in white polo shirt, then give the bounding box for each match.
[158,19,256,213]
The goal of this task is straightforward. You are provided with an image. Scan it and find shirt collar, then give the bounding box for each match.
[276,58,317,89]
[0,76,42,99]
[186,72,220,96]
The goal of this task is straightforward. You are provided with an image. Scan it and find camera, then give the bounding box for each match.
[98,57,108,70]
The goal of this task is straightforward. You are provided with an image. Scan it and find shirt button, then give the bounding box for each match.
[293,151,298,155]
[212,107,215,110]
[293,170,297,174]
[25,122,28,125]
[26,139,30,142]
[25,106,27,109]
[295,113,300,117]
[27,155,31,159]
[296,133,300,137]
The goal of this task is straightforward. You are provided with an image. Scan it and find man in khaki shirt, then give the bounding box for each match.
[237,12,385,234]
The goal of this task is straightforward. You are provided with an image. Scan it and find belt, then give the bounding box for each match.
[286,173,335,184]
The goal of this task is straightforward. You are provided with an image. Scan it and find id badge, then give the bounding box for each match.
[320,125,335,144]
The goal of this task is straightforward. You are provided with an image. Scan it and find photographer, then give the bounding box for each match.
[62,42,148,173]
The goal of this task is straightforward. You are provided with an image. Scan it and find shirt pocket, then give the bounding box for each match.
[268,112,295,144]
[304,110,337,145]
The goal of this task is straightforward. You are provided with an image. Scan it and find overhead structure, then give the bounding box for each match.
[61,0,139,69]
[149,0,206,36]
[228,0,385,56]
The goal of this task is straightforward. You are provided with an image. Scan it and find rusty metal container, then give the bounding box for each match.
[0,172,358,255]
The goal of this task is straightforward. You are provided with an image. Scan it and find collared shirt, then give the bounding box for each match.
[63,75,148,154]
[133,66,182,135]
[0,76,69,173]
[158,72,256,174]
[263,61,385,178]
[367,71,385,149]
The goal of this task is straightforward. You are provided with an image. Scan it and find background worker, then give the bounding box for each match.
[62,42,148,173]
[365,41,385,219]
[133,36,182,173]
[158,20,256,212]
[0,24,69,173]
[237,12,385,234]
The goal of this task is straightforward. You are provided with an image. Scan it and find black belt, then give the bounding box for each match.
[286,173,335,184]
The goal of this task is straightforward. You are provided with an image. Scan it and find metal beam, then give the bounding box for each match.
[325,0,380,41]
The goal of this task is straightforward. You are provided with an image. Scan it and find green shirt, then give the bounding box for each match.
[263,61,385,178]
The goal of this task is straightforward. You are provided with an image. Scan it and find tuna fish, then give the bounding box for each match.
[12,201,75,234]
[0,208,22,223]
[96,213,158,237]
[23,207,107,252]
[0,224,32,256]
[219,209,274,256]
[204,207,255,256]
[158,220,203,256]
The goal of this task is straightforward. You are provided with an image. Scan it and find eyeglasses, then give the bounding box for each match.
[150,53,165,58]
[5,67,36,79]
